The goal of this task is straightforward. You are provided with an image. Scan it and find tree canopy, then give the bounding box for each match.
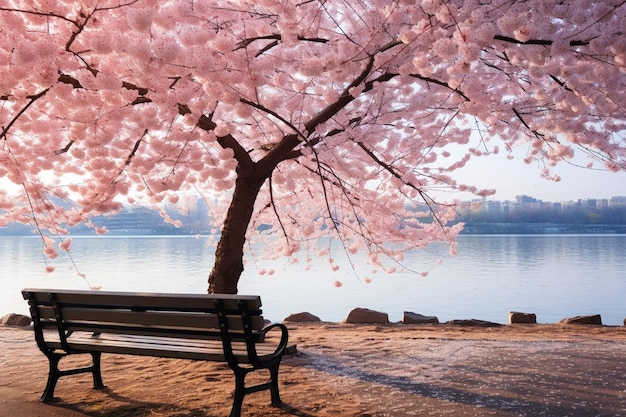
[1,0,625,292]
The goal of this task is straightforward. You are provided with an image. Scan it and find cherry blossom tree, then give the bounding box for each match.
[1,0,625,293]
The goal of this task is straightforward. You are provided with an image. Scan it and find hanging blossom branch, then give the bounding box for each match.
[355,141,448,228]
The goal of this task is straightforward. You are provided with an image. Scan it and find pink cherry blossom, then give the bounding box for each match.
[59,238,72,252]
[0,0,624,293]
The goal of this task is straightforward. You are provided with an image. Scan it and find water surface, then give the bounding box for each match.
[2,235,624,324]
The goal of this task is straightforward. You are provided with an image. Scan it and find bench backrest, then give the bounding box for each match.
[22,288,266,344]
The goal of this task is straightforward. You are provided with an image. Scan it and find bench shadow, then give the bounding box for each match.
[276,402,318,417]
[49,387,214,417]
[50,386,315,417]
[291,351,602,416]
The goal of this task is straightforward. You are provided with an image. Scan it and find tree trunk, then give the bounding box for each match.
[208,167,266,294]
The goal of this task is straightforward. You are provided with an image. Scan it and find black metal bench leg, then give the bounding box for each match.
[91,352,105,389]
[229,369,247,417]
[269,365,282,406]
[41,352,63,403]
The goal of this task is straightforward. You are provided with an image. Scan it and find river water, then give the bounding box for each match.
[2,234,624,325]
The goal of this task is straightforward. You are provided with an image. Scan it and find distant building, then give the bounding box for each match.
[513,195,545,210]
[484,200,502,213]
[609,196,626,206]
[581,199,597,209]
[100,207,158,233]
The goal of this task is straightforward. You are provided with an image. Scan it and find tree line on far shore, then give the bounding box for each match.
[454,203,626,234]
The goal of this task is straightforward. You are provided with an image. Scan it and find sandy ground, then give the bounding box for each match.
[2,323,626,417]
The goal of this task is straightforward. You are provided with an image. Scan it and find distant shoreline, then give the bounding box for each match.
[459,223,626,234]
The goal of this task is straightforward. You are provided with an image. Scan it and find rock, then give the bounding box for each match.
[446,319,502,327]
[559,314,602,325]
[403,311,439,324]
[344,308,389,324]
[1,313,31,327]
[508,311,537,324]
[283,312,321,322]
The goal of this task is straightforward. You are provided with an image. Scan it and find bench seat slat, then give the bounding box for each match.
[57,323,226,340]
[95,333,281,356]
[41,332,280,362]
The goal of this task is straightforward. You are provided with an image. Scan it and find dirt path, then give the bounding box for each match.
[2,323,626,416]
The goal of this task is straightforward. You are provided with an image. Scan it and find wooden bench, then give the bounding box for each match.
[22,288,290,417]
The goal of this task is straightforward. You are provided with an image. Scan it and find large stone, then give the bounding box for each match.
[508,311,537,324]
[1,313,31,327]
[344,308,389,324]
[403,311,439,324]
[446,319,502,327]
[283,312,321,322]
[559,314,602,325]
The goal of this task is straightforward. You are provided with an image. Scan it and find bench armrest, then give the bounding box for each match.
[259,323,289,360]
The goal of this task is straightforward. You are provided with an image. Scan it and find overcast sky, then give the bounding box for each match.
[446,148,626,203]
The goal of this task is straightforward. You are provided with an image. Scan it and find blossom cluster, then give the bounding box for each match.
[0,0,624,278]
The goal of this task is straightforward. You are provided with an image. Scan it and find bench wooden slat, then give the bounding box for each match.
[42,332,280,362]
[23,288,262,312]
[34,305,265,332]
[84,333,280,354]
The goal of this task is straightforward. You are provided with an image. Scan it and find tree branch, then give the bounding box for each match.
[195,112,254,169]
[549,74,573,92]
[512,107,544,139]
[54,140,75,155]
[267,175,291,246]
[235,33,328,56]
[124,133,145,168]
[58,73,83,88]
[410,74,470,101]
[111,129,147,184]
[494,34,589,46]
[304,55,376,135]
[239,97,304,138]
[1,88,49,141]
